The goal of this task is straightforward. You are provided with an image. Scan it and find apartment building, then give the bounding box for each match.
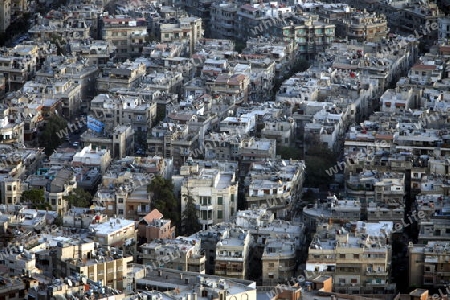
[0,105,24,145]
[261,237,297,285]
[239,137,277,164]
[282,15,336,60]
[0,276,25,300]
[244,38,297,82]
[340,11,388,42]
[36,56,99,104]
[409,241,450,288]
[72,144,111,173]
[90,217,136,247]
[0,178,21,205]
[0,146,43,181]
[141,237,206,273]
[137,209,176,244]
[178,160,238,230]
[245,159,305,219]
[192,224,229,275]
[439,17,450,42]
[419,218,450,244]
[210,2,237,40]
[0,44,40,91]
[0,0,10,32]
[133,268,257,300]
[302,195,362,229]
[96,61,147,93]
[68,40,116,69]
[206,73,250,105]
[62,207,108,229]
[147,122,199,168]
[56,241,133,291]
[90,93,156,133]
[408,62,444,86]
[81,125,134,159]
[261,116,295,147]
[101,15,147,61]
[215,228,251,279]
[399,2,443,46]
[159,17,202,55]
[23,167,76,215]
[29,17,90,41]
[306,221,395,295]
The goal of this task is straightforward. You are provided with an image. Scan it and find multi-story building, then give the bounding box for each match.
[90,93,157,133]
[245,159,305,219]
[147,122,199,168]
[0,0,11,32]
[215,228,251,279]
[418,218,450,244]
[0,44,40,91]
[81,125,134,159]
[210,2,237,40]
[178,160,238,230]
[101,15,147,61]
[36,56,99,106]
[96,61,147,93]
[206,73,250,105]
[137,209,176,244]
[306,221,395,295]
[438,17,450,42]
[0,178,21,205]
[0,105,24,145]
[261,237,297,285]
[282,16,335,60]
[340,11,388,42]
[261,116,295,147]
[72,144,112,173]
[68,40,117,69]
[141,236,206,273]
[90,217,136,247]
[159,17,202,55]
[409,241,450,288]
[56,241,133,291]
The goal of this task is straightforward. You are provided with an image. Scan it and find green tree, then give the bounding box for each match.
[39,114,67,156]
[21,189,50,209]
[277,146,302,160]
[64,188,93,208]
[147,176,180,226]
[304,140,337,187]
[181,194,202,236]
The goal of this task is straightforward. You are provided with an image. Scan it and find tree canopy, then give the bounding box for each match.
[147,176,180,226]
[181,194,202,236]
[304,140,337,187]
[64,188,93,208]
[21,189,50,210]
[39,114,67,156]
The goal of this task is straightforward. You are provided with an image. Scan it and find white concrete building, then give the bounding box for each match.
[178,161,238,230]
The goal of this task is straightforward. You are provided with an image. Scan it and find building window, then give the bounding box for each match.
[118,209,124,214]
[217,197,223,205]
[217,210,223,219]
[354,254,359,259]
[340,254,345,259]
[230,194,235,202]
[269,263,274,267]
[118,198,123,203]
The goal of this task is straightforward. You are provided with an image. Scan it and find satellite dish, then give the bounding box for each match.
[264,58,271,65]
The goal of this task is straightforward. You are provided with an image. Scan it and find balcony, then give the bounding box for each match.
[199,219,213,225]
[425,256,439,263]
[365,270,388,276]
[196,204,213,210]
